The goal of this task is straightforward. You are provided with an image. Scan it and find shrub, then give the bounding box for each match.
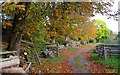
[104,39,118,44]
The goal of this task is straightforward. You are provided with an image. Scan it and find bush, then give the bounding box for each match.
[34,41,46,51]
[104,39,118,44]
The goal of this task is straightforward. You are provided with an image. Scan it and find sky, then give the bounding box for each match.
[91,0,119,32]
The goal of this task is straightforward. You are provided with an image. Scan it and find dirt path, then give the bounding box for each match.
[32,44,107,73]
[67,49,90,73]
[66,45,107,73]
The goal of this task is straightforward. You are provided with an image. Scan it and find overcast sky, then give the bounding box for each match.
[91,0,119,32]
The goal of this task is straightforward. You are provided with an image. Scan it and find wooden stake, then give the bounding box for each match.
[104,46,107,60]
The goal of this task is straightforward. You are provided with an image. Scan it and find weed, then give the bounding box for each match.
[74,56,83,68]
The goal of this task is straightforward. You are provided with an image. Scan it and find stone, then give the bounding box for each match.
[58,45,66,50]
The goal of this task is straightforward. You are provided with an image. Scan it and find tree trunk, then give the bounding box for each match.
[7,2,31,51]
[50,37,55,43]
[65,35,69,47]
[7,31,22,51]
[7,13,23,51]
[65,35,69,41]
[88,39,89,44]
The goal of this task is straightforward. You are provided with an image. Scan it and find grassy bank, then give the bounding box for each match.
[41,54,64,64]
[91,53,120,72]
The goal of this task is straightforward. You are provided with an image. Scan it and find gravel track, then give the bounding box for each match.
[66,45,106,73]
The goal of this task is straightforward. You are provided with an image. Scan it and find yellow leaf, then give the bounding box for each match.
[18,17,22,20]
[3,25,6,29]
[21,8,25,10]
[27,32,30,36]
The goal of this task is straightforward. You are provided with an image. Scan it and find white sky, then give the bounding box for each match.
[91,0,119,32]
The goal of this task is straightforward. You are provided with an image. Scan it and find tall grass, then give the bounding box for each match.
[91,53,120,72]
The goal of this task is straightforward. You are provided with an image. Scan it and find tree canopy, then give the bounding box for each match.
[2,1,117,51]
[94,19,110,42]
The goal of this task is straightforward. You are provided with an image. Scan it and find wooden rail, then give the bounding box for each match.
[0,51,17,55]
[95,44,120,60]
[0,56,20,68]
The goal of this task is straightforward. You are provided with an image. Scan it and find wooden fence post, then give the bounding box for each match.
[32,44,41,64]
[21,40,41,64]
[104,46,107,60]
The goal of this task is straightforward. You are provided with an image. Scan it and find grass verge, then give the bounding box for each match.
[66,46,78,51]
[91,53,120,72]
[41,54,64,64]
[74,56,83,68]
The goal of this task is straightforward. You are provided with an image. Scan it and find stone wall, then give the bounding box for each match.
[68,41,81,47]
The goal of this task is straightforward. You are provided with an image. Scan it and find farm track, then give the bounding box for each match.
[32,44,108,73]
[66,44,107,73]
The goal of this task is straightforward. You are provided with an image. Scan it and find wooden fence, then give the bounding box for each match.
[95,44,120,60]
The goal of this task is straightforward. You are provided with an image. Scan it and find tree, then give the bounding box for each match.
[2,1,116,51]
[80,20,97,43]
[94,19,110,42]
[2,2,47,51]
